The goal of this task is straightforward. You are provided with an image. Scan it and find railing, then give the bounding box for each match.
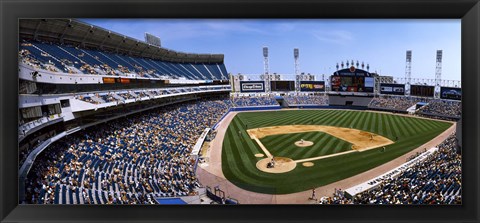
[19,114,63,138]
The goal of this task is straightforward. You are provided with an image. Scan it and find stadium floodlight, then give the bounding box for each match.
[263,46,270,92]
[434,50,443,99]
[294,48,300,76]
[405,50,412,96]
[436,50,443,62]
[406,50,412,61]
[144,33,161,47]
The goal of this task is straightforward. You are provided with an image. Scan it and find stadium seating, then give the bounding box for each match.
[283,95,329,105]
[416,99,461,119]
[368,95,431,111]
[320,134,461,204]
[24,98,232,204]
[232,95,278,107]
[19,40,228,80]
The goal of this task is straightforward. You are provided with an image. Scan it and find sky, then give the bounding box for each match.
[81,19,461,81]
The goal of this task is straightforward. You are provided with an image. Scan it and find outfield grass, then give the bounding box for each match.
[221,110,452,194]
[260,132,352,160]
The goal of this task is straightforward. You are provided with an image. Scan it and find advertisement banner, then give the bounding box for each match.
[240,81,265,92]
[102,77,116,84]
[300,81,325,92]
[380,83,405,95]
[271,81,295,91]
[410,85,434,97]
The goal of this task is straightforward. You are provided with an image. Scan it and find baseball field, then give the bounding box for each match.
[221,109,452,194]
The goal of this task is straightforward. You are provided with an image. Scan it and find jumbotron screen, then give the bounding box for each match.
[331,76,374,93]
[300,81,325,92]
[410,85,435,97]
[440,87,461,100]
[271,81,295,91]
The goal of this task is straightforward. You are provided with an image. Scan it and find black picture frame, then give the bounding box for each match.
[1,0,479,222]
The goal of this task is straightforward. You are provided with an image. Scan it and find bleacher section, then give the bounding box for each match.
[283,94,329,105]
[368,95,431,112]
[19,40,228,80]
[416,99,461,119]
[232,95,278,107]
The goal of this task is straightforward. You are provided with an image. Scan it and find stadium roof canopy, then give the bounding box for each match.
[19,19,224,64]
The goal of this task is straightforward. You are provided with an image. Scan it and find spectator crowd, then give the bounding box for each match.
[369,95,430,111]
[24,98,232,204]
[417,99,461,119]
[319,134,461,204]
[232,95,278,107]
[284,94,329,105]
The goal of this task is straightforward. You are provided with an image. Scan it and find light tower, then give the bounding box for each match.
[405,50,412,96]
[434,50,443,99]
[294,48,300,92]
[263,46,270,92]
[294,48,300,76]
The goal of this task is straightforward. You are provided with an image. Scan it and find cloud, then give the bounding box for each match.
[273,23,296,32]
[204,21,267,34]
[312,30,354,45]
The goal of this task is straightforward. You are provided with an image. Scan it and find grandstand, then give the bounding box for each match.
[319,134,461,204]
[18,19,461,205]
[18,19,232,204]
[19,40,228,80]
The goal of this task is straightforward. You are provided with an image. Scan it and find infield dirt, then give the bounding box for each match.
[247,125,394,152]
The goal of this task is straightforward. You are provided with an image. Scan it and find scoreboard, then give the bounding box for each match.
[410,85,435,97]
[331,76,374,93]
[271,81,295,91]
[440,87,461,100]
[330,67,374,93]
[300,81,325,92]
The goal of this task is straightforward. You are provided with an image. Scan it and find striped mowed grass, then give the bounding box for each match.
[260,132,352,160]
[221,109,452,194]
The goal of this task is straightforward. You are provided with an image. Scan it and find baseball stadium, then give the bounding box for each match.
[18,19,462,205]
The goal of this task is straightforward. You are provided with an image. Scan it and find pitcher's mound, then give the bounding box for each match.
[295,141,314,147]
[256,157,296,173]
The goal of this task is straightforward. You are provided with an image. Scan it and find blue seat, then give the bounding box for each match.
[54,185,60,204]
[75,188,81,204]
[61,185,67,204]
[67,187,74,204]
[95,190,102,204]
